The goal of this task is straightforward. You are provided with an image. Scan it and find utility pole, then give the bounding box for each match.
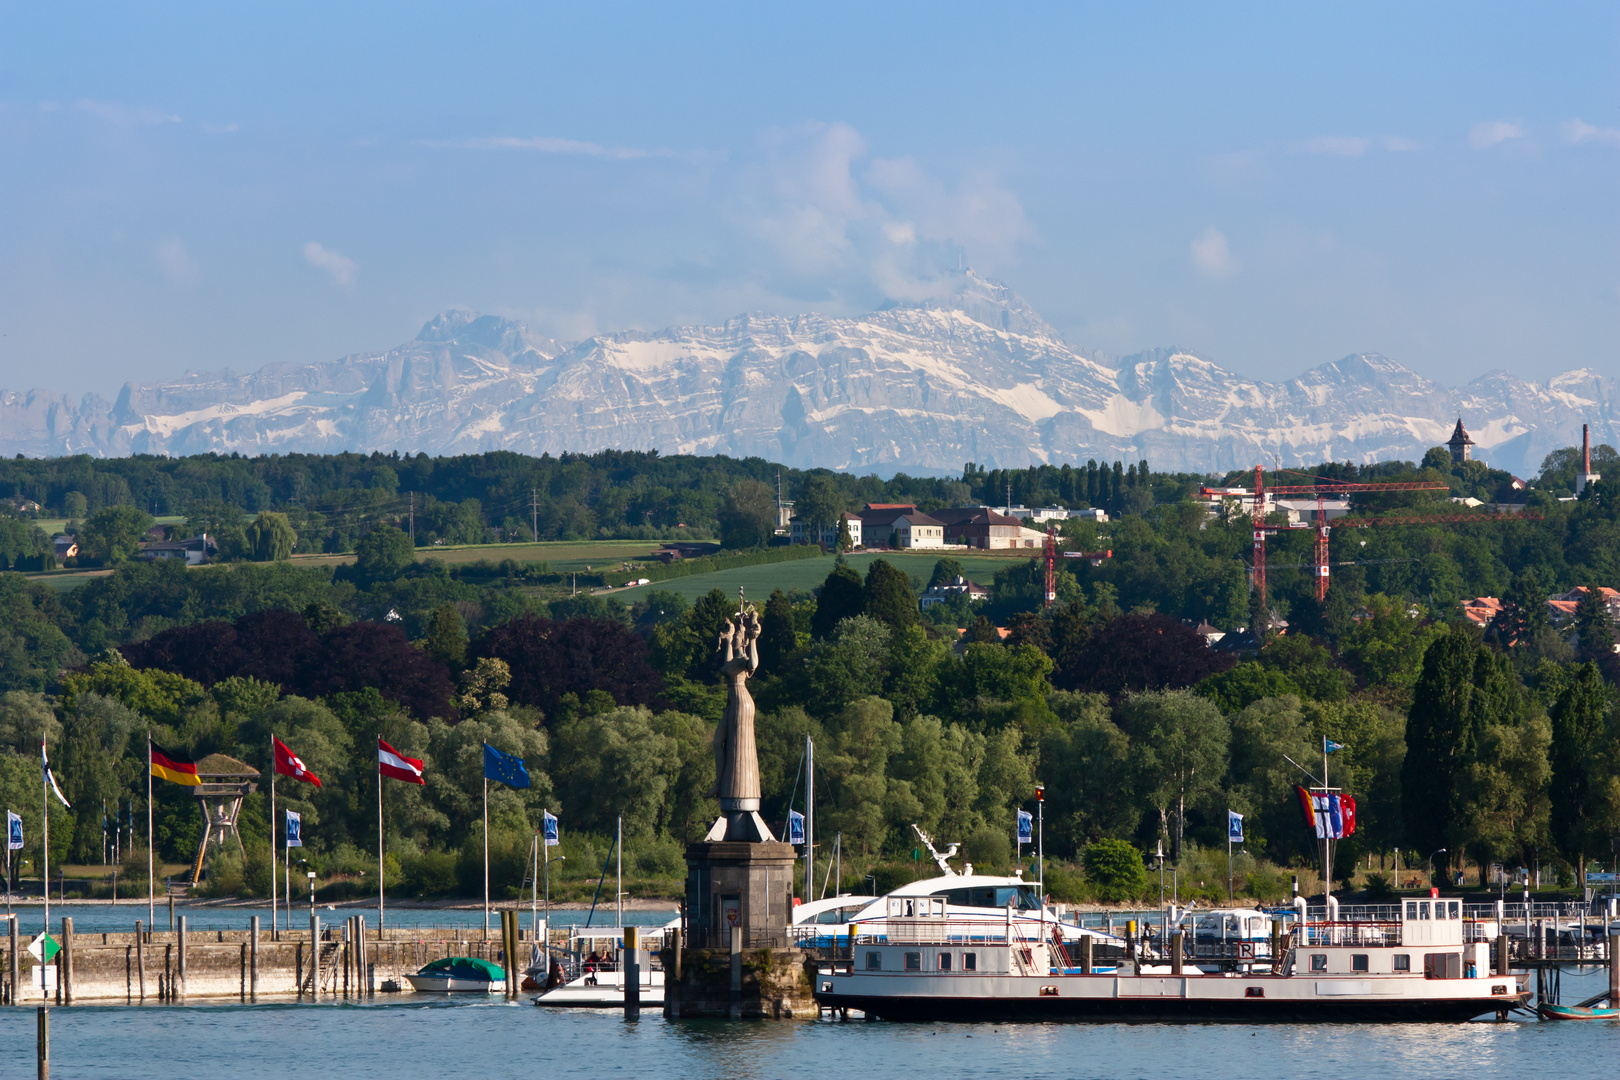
[531,487,538,541]
[408,493,414,543]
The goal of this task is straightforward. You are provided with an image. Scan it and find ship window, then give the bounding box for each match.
[963,952,977,971]
[1393,954,1410,972]
[938,952,952,972]
[904,952,922,972]
[865,951,882,971]
[1419,902,1430,920]
[1448,901,1460,920]
[1405,902,1418,920]
[1310,954,1327,972]
[1351,954,1369,972]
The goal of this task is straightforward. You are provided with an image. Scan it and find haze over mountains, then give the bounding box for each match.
[1,274,1612,476]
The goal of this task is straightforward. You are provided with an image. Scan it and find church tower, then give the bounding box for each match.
[1447,418,1474,464]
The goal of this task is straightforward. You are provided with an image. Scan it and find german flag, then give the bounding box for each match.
[150,741,201,786]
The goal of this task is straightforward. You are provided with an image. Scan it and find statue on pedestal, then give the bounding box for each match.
[705,603,775,843]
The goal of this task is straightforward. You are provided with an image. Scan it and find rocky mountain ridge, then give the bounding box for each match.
[1,274,1612,475]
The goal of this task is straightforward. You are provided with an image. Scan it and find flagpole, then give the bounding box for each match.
[483,775,490,941]
[617,815,622,930]
[270,732,277,942]
[377,731,385,934]
[1322,737,1332,913]
[147,732,154,935]
[42,736,49,939]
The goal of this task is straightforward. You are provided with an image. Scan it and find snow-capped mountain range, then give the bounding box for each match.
[1,274,1612,476]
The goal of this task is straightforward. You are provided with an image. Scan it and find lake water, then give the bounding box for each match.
[1,996,1615,1080]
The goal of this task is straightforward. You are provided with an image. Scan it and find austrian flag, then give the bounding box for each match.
[273,737,322,787]
[378,737,425,785]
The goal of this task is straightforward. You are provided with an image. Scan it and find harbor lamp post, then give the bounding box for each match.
[1427,849,1446,886]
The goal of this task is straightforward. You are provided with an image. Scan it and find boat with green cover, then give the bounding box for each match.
[406,957,507,993]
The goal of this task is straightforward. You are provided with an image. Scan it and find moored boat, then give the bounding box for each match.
[813,895,1530,1022]
[406,956,507,994]
[1538,1001,1619,1021]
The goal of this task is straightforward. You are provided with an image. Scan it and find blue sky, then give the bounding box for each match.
[1,2,1615,394]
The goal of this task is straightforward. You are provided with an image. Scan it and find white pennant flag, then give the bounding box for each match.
[42,742,71,809]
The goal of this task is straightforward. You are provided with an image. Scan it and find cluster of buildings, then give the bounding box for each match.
[790,502,1106,551]
[1461,586,1620,650]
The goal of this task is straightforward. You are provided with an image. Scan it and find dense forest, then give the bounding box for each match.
[0,439,1616,906]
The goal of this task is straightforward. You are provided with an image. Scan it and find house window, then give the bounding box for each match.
[1393,954,1410,972]
[904,952,922,972]
[963,952,977,971]
[938,952,952,972]
[1310,954,1327,972]
[1351,955,1369,972]
[865,951,882,971]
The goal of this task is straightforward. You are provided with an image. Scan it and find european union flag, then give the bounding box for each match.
[483,742,531,789]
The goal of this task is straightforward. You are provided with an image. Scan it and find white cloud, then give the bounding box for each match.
[1297,136,1370,157]
[1190,227,1235,277]
[1381,136,1422,152]
[421,135,653,160]
[70,99,181,126]
[735,121,1032,303]
[302,242,356,286]
[155,238,196,285]
[1563,119,1620,147]
[1469,120,1524,149]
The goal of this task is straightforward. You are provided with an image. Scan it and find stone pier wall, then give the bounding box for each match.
[0,929,514,1004]
[664,946,817,1019]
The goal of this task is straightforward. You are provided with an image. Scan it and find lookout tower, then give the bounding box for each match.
[185,753,260,884]
[1447,418,1475,465]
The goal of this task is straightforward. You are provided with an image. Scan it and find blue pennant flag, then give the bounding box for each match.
[483,742,531,789]
[543,810,560,847]
[1228,810,1244,843]
[1016,809,1033,844]
[1325,738,1347,754]
[285,809,302,849]
[7,810,21,851]
[788,809,805,846]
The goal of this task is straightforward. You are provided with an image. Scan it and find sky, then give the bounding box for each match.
[0,2,1615,395]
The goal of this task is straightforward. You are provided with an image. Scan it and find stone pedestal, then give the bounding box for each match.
[683,840,797,949]
[670,838,815,1019]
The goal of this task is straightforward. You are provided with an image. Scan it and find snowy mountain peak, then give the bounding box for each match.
[0,290,1612,474]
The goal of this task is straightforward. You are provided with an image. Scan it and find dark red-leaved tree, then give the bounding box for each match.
[1056,613,1235,696]
[122,609,454,721]
[298,621,457,721]
[119,609,321,688]
[472,614,665,719]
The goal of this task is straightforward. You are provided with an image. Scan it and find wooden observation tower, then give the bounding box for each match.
[185,753,260,885]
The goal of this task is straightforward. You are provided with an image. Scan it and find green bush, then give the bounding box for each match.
[1042,861,1085,903]
[1082,838,1150,903]
[963,826,1011,875]
[402,849,458,897]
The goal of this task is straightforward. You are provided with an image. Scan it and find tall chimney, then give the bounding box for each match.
[1583,424,1591,473]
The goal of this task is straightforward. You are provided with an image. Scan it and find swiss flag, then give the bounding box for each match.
[378,737,425,785]
[273,736,322,787]
[1340,794,1357,837]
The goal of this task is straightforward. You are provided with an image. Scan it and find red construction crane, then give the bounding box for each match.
[1204,467,1454,605]
[1043,525,1112,605]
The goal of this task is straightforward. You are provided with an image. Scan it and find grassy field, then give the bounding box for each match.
[291,538,668,573]
[623,549,1036,602]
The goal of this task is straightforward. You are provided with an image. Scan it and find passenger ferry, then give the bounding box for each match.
[792,827,1124,955]
[813,895,1529,1022]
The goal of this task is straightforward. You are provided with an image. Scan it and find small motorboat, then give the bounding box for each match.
[406,957,507,994]
[1539,1001,1619,1021]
